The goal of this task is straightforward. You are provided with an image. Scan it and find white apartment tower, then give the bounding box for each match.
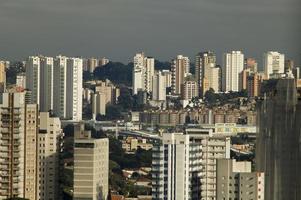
[222,51,244,92]
[263,51,285,79]
[40,56,54,112]
[25,56,40,104]
[37,112,63,200]
[152,71,166,101]
[152,129,230,200]
[171,55,190,95]
[133,53,145,94]
[53,55,68,119]
[216,159,265,200]
[66,58,83,121]
[73,123,109,200]
[0,92,38,200]
[132,53,155,94]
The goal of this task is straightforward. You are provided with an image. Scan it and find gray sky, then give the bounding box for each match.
[0,0,300,65]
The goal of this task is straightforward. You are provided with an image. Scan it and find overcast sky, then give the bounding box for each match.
[0,0,300,65]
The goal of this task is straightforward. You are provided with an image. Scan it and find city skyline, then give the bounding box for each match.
[0,0,300,64]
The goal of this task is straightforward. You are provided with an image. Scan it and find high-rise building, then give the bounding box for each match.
[152,71,166,101]
[195,51,219,95]
[37,112,63,200]
[263,51,285,79]
[133,52,145,94]
[216,159,265,200]
[256,79,301,200]
[222,51,244,92]
[73,123,109,200]
[16,73,26,90]
[161,70,172,88]
[244,58,258,73]
[66,57,83,121]
[25,56,40,104]
[132,53,155,95]
[91,92,106,118]
[53,55,68,119]
[171,55,190,95]
[152,129,230,200]
[40,56,54,112]
[181,80,198,100]
[246,72,264,97]
[98,57,109,67]
[0,61,6,92]
[88,58,98,73]
[94,80,120,105]
[0,92,38,200]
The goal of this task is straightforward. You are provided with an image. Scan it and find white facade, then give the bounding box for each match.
[152,71,166,101]
[53,55,68,118]
[216,159,265,200]
[161,70,172,88]
[73,124,109,200]
[38,112,63,200]
[132,53,155,94]
[25,56,40,104]
[16,74,26,89]
[66,57,83,121]
[133,53,145,94]
[171,55,190,94]
[152,129,230,200]
[40,56,54,112]
[222,51,244,92]
[263,51,285,79]
[91,92,106,119]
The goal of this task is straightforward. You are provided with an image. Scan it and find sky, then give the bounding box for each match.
[0,0,300,65]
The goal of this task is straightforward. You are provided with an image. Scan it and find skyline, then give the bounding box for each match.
[0,0,300,64]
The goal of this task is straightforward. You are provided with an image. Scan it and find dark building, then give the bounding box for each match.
[256,78,301,200]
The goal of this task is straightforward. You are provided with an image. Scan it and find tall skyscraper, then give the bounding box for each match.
[25,56,40,104]
[88,58,98,73]
[37,112,63,200]
[0,92,38,200]
[91,92,106,118]
[171,55,190,95]
[132,53,155,95]
[152,71,166,101]
[216,159,265,200]
[152,129,230,200]
[222,51,244,92]
[73,123,109,200]
[53,55,68,119]
[195,51,219,95]
[181,80,198,100]
[256,79,301,200]
[66,58,83,121]
[0,61,6,92]
[133,52,146,95]
[263,51,285,79]
[40,56,54,112]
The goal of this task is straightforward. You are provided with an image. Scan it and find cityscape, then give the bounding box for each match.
[0,0,300,200]
[0,50,300,200]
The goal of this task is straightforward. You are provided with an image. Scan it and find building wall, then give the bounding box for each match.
[37,112,63,200]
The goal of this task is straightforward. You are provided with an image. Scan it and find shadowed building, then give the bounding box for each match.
[256,78,301,200]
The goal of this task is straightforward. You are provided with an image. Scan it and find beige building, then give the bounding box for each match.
[91,92,106,118]
[181,80,199,100]
[0,92,38,200]
[88,58,98,73]
[171,55,190,95]
[37,112,63,200]
[94,79,120,105]
[122,137,153,152]
[216,159,265,200]
[0,61,6,92]
[73,123,109,200]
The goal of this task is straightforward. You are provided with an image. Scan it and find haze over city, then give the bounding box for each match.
[0,0,300,63]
